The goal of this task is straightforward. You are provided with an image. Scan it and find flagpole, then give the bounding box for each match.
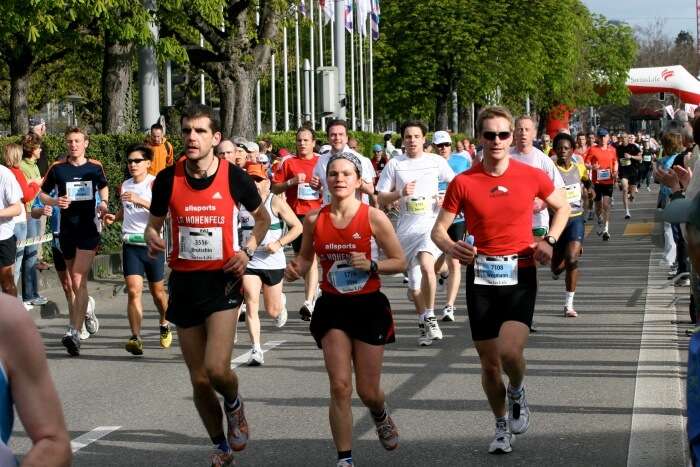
[350,10,356,130]
[330,12,335,66]
[295,9,302,127]
[310,3,316,128]
[369,27,374,133]
[283,27,289,131]
[271,53,276,132]
[334,0,346,120]
[318,1,326,131]
[256,9,261,135]
[358,6,365,132]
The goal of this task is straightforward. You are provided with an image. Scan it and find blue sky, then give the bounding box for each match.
[582,0,696,37]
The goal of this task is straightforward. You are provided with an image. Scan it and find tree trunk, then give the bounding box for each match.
[101,35,134,133]
[435,92,449,131]
[9,48,33,135]
[218,75,236,138]
[231,69,257,139]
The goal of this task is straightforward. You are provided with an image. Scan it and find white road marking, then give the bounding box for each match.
[231,340,286,368]
[71,426,121,453]
[627,251,687,466]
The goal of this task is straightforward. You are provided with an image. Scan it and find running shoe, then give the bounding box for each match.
[668,264,678,279]
[247,348,264,366]
[274,307,288,328]
[417,322,432,347]
[441,304,455,322]
[160,324,173,348]
[508,387,530,434]
[337,459,353,467]
[30,296,48,306]
[210,449,234,467]
[62,328,80,357]
[596,222,604,236]
[238,303,247,322]
[424,316,443,340]
[488,419,513,454]
[647,186,651,192]
[225,398,249,451]
[587,211,594,221]
[79,322,90,340]
[23,301,33,311]
[551,271,561,280]
[676,277,691,287]
[374,411,399,450]
[299,300,314,321]
[85,296,98,335]
[624,211,631,220]
[402,274,409,284]
[564,307,578,318]
[125,336,144,356]
[602,231,610,241]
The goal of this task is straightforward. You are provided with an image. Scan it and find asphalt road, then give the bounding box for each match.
[9,185,690,466]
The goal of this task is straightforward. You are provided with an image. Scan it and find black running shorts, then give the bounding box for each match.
[310,291,395,348]
[466,265,537,341]
[166,270,244,328]
[291,215,305,253]
[0,236,16,268]
[594,184,614,201]
[244,268,284,286]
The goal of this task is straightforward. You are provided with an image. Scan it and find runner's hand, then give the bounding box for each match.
[285,259,303,282]
[533,198,546,213]
[102,213,116,226]
[450,240,476,265]
[147,236,166,258]
[673,165,692,188]
[97,200,109,217]
[42,205,52,217]
[56,195,71,209]
[532,241,553,266]
[309,176,321,190]
[348,252,371,271]
[223,251,248,277]
[121,191,139,204]
[402,181,416,196]
[265,240,281,254]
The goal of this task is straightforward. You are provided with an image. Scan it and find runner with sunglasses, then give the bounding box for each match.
[432,106,569,454]
[285,152,406,467]
[103,144,171,355]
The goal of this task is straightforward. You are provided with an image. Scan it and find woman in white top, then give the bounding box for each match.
[238,163,302,366]
[104,144,171,356]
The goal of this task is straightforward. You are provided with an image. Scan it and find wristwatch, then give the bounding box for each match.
[369,260,378,273]
[244,247,255,260]
[543,235,557,246]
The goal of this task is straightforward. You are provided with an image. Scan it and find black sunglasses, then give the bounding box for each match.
[127,158,146,164]
[482,131,512,141]
[436,143,451,148]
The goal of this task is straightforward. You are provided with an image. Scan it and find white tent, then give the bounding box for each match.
[626,65,700,105]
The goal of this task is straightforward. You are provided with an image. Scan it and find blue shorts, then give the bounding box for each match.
[556,216,585,247]
[122,244,165,282]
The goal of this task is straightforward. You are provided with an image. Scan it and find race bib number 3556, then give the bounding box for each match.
[178,226,223,261]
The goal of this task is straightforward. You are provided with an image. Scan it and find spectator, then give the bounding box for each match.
[215,139,237,165]
[27,116,49,176]
[348,137,359,152]
[371,144,388,181]
[240,141,260,164]
[144,123,174,176]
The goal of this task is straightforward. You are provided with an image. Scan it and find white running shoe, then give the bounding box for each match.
[441,304,455,322]
[275,308,288,328]
[564,306,578,318]
[624,211,631,220]
[79,322,90,340]
[247,348,264,366]
[417,322,432,346]
[424,316,443,340]
[336,459,353,467]
[84,296,98,335]
[488,419,513,454]
[23,301,33,311]
[508,387,531,434]
[299,300,314,321]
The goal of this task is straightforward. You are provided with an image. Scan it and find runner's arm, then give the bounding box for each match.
[244,203,271,252]
[272,196,302,247]
[1,298,71,467]
[285,210,318,281]
[367,207,406,273]
[0,201,21,218]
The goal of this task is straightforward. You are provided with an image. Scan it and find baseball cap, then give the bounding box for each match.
[240,141,259,153]
[663,194,700,228]
[320,144,332,154]
[278,148,289,158]
[596,128,609,137]
[246,163,268,180]
[257,154,269,163]
[372,144,383,152]
[28,116,45,127]
[233,136,248,146]
[432,131,451,145]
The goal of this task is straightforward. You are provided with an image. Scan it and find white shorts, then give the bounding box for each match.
[400,231,441,290]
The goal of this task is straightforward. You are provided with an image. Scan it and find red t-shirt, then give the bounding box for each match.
[442,160,554,257]
[272,154,321,215]
[587,146,617,185]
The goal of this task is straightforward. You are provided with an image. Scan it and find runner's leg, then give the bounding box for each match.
[242,275,263,349]
[66,248,96,331]
[125,275,144,337]
[321,329,354,452]
[261,280,284,319]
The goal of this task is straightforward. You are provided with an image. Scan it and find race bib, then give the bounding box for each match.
[597,168,611,181]
[643,154,652,162]
[297,182,320,201]
[406,196,430,215]
[565,183,582,204]
[66,180,94,201]
[327,260,369,294]
[474,254,518,286]
[620,158,631,167]
[178,226,223,261]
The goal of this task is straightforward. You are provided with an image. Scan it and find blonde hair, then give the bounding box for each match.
[476,106,514,135]
[3,143,23,168]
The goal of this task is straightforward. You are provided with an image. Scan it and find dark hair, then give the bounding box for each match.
[126,143,154,161]
[21,132,41,159]
[383,133,392,142]
[150,123,164,132]
[296,125,316,140]
[400,120,427,138]
[326,119,348,134]
[64,126,89,140]
[180,104,220,134]
[553,133,575,149]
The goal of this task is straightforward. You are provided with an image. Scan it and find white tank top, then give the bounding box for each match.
[240,195,286,270]
[120,174,155,236]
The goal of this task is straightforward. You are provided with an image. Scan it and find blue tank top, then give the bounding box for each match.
[0,361,16,466]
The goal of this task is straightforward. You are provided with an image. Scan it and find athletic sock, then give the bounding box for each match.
[604,221,609,232]
[131,334,138,340]
[507,384,524,398]
[211,434,231,453]
[565,291,575,308]
[252,344,262,352]
[495,415,507,427]
[224,394,241,412]
[338,450,352,462]
[420,309,435,321]
[371,407,387,423]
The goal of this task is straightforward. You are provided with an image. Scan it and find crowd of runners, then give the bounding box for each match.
[2,101,693,467]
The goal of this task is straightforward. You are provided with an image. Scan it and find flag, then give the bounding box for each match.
[356,0,371,37]
[345,0,353,33]
[370,0,380,40]
[320,0,334,24]
[299,0,307,17]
